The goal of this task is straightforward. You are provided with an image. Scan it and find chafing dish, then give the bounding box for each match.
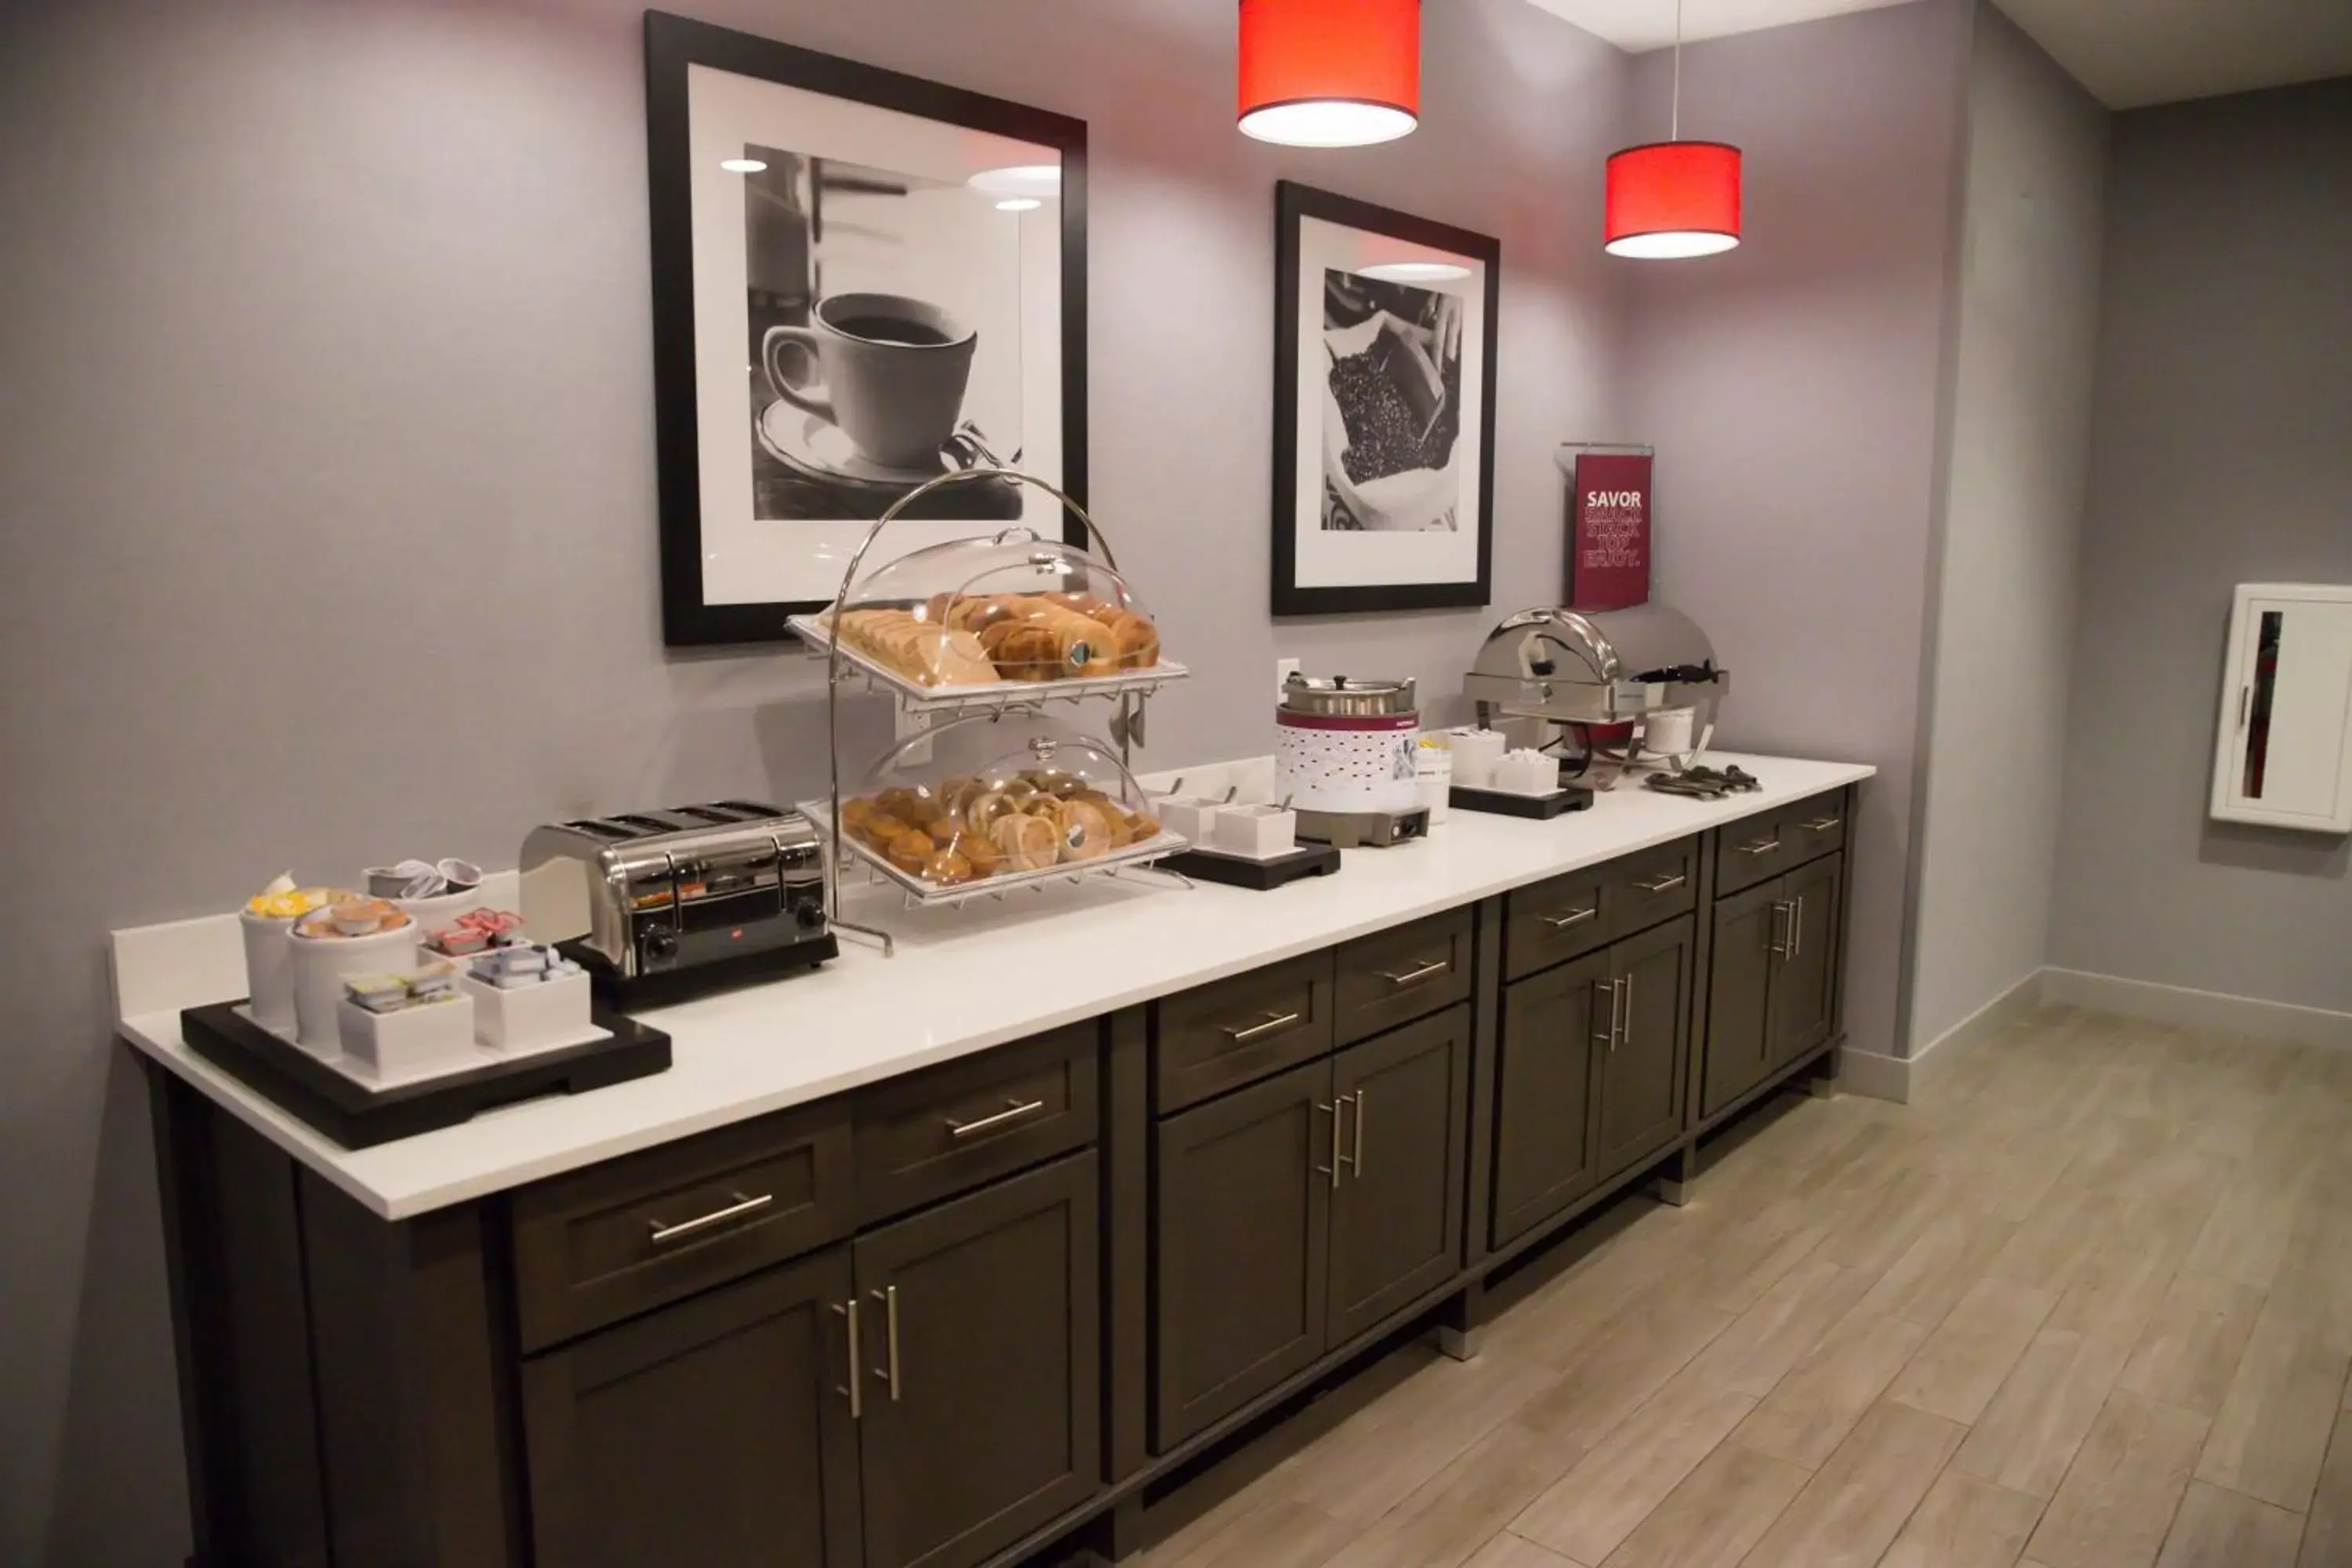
[1462,604,1727,783]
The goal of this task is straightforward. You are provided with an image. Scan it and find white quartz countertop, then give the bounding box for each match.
[115,753,1872,1220]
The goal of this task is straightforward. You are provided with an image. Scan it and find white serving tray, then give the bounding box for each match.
[238,1002,612,1091]
[787,612,1190,715]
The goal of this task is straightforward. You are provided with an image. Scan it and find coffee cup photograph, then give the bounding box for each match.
[739,151,1030,521]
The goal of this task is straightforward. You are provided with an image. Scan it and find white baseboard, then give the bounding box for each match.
[1838,1047,1912,1104]
[2042,967,2352,1050]
[1843,968,2049,1105]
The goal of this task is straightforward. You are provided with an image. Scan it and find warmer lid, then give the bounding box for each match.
[1280,673,1419,717]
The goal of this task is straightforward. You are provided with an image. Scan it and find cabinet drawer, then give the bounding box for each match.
[511,1101,854,1352]
[853,1023,1098,1225]
[1505,867,1609,980]
[1334,907,1474,1046]
[1602,837,1700,940]
[1780,790,1849,866]
[1715,814,1798,895]
[1154,953,1335,1114]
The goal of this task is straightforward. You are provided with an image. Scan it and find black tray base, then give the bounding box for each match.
[1161,844,1343,890]
[180,1000,672,1150]
[1450,783,1597,819]
[576,934,837,1011]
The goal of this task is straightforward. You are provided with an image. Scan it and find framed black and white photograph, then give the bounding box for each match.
[1272,181,1499,616]
[646,12,1087,645]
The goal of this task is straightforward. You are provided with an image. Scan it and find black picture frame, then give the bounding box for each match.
[1271,180,1500,617]
[645,10,1089,646]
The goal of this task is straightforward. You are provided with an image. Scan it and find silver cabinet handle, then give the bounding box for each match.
[1378,958,1450,988]
[1799,816,1842,833]
[946,1097,1047,1139]
[1315,1100,1339,1188]
[836,1298,862,1419]
[1737,837,1784,856]
[1769,901,1795,960]
[1634,873,1687,895]
[869,1286,902,1402]
[1334,1093,1361,1181]
[1223,1010,1303,1045]
[648,1190,773,1247]
[1544,906,1599,930]
[1621,974,1635,1051]
[1352,1087,1367,1178]
[1791,895,1805,961]
[1592,978,1623,1051]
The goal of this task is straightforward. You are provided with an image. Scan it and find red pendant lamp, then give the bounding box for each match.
[1605,0,1742,258]
[1238,0,1421,148]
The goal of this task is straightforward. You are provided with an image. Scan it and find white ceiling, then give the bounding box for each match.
[1523,0,2352,107]
[1991,0,2352,109]
[1519,0,1922,56]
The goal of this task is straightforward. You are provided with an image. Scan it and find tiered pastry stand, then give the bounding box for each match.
[788,467,1193,955]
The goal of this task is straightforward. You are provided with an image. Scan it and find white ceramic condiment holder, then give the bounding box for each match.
[1491,749,1562,796]
[338,993,477,1080]
[1212,804,1298,860]
[238,909,300,1036]
[1449,728,1506,788]
[290,921,422,1053]
[463,967,593,1051]
[395,885,488,939]
[1414,738,1454,825]
[1155,797,1225,844]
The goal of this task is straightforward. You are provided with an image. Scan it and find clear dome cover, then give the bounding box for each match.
[823,528,1161,688]
[828,716,1177,891]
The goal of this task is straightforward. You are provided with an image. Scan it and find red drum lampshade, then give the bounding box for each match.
[1238,0,1421,147]
[1604,140,1743,258]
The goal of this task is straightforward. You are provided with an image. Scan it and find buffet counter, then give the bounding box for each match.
[114,752,1871,1219]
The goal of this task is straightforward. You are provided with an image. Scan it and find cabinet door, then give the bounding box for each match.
[1597,916,1694,1179]
[854,1154,1100,1568]
[1153,1059,1332,1451]
[521,1246,861,1568]
[1327,1006,1470,1345]
[1770,853,1844,1066]
[1700,879,1780,1120]
[1491,950,1608,1248]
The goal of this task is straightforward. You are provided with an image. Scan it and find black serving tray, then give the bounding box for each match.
[180,1000,672,1150]
[1161,843,1343,890]
[1450,783,1597,819]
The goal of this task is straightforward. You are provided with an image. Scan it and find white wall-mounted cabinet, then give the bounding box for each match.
[2210,583,2352,834]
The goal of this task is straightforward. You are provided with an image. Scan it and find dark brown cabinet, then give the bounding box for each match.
[1152,1059,1331,1450]
[1152,1007,1471,1451]
[1595,916,1695,1179]
[1700,851,1846,1118]
[1327,1007,1471,1344]
[1770,854,1843,1066]
[855,1153,1101,1568]
[521,1244,862,1568]
[1491,952,1606,1247]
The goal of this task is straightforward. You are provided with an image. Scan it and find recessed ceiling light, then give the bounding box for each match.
[1356,260,1471,282]
[968,164,1061,198]
[996,198,1043,212]
[720,158,767,174]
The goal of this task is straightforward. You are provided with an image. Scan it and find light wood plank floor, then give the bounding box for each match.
[1135,1007,2352,1568]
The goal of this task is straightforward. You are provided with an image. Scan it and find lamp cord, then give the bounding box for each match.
[1671,0,1682,141]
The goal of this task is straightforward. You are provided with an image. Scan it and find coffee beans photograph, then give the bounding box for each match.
[1320,267,1465,531]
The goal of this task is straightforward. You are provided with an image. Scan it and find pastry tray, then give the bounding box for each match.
[802,800,1192,907]
[787,612,1190,715]
[179,1000,671,1149]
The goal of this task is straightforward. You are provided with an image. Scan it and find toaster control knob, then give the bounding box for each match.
[795,899,826,931]
[644,929,678,964]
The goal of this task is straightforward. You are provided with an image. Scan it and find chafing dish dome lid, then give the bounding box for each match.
[1464,602,1726,721]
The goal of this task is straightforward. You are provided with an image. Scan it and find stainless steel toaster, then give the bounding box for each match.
[520,802,833,1001]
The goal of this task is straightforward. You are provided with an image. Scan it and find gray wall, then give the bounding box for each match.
[2050,78,2352,1011]
[0,0,1632,1559]
[1618,0,1976,1066]
[1908,5,2107,1052]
